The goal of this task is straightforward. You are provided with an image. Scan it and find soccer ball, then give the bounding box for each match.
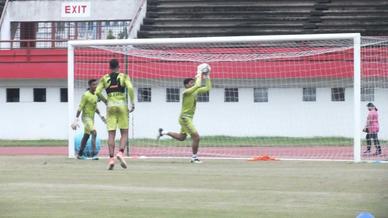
[197,63,211,75]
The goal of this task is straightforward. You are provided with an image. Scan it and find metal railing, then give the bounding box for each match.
[8,20,131,48]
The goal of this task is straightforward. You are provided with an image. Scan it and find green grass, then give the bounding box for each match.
[134,136,355,147]
[0,136,355,147]
[0,137,386,148]
[0,156,387,218]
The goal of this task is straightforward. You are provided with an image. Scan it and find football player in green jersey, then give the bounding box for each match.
[157,64,212,163]
[71,79,106,160]
[96,59,135,170]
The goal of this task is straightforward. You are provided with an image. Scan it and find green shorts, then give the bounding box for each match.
[179,116,197,135]
[107,106,129,131]
[82,116,95,134]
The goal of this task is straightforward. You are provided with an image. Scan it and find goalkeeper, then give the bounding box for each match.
[71,79,106,160]
[157,64,212,163]
[96,59,135,170]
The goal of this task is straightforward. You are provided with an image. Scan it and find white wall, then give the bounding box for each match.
[1,80,387,140]
[0,80,69,139]
[0,0,143,42]
[134,87,388,140]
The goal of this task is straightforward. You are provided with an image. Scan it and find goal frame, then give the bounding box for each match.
[67,33,362,162]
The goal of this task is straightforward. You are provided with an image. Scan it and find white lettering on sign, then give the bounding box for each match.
[61,2,91,18]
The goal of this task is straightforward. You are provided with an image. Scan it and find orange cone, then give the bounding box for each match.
[249,155,277,161]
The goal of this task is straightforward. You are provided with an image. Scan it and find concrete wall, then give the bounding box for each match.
[0,0,143,41]
[0,80,69,139]
[1,79,387,140]
[133,87,388,139]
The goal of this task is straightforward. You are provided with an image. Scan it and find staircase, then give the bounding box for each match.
[138,0,388,38]
[315,0,388,35]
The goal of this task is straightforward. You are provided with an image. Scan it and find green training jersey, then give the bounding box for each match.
[96,72,135,107]
[78,90,98,118]
[180,77,211,118]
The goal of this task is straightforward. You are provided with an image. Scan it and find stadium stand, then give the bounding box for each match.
[138,0,388,38]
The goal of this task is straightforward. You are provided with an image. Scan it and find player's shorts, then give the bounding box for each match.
[107,105,129,131]
[82,116,95,134]
[179,116,197,135]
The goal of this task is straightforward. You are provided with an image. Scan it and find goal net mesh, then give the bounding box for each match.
[71,36,388,160]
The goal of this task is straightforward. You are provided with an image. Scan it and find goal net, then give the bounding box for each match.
[68,34,388,162]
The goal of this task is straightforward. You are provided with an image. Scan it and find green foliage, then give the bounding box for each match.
[118,27,128,39]
[106,30,116,39]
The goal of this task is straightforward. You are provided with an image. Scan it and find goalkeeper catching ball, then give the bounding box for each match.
[71,79,107,160]
[157,63,212,163]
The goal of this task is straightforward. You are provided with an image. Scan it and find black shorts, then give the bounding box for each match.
[366,133,378,140]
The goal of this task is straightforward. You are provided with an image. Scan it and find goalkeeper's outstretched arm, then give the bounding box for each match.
[183,73,202,95]
[124,74,135,112]
[185,63,211,95]
[98,94,107,105]
[71,95,86,130]
[196,76,211,94]
[95,79,107,105]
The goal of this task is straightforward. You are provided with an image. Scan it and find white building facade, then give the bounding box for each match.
[1,78,387,140]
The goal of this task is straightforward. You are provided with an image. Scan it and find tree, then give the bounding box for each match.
[107,30,116,39]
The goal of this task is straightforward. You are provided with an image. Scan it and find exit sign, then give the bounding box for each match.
[61,2,91,18]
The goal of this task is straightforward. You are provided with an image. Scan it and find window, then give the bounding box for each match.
[225,88,239,102]
[138,88,151,102]
[361,88,374,102]
[60,88,68,102]
[331,88,345,102]
[166,88,180,102]
[56,22,65,32]
[33,88,46,102]
[6,88,20,102]
[303,88,316,102]
[197,92,209,102]
[12,20,131,48]
[254,88,268,103]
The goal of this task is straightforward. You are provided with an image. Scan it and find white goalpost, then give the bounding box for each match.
[68,33,370,162]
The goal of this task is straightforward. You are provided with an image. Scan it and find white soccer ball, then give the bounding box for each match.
[197,63,211,75]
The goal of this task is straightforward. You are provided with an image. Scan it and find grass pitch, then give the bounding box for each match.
[0,156,387,218]
[0,137,386,147]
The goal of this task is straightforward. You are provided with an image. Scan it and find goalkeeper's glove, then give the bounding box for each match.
[71,118,79,130]
[196,69,202,78]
